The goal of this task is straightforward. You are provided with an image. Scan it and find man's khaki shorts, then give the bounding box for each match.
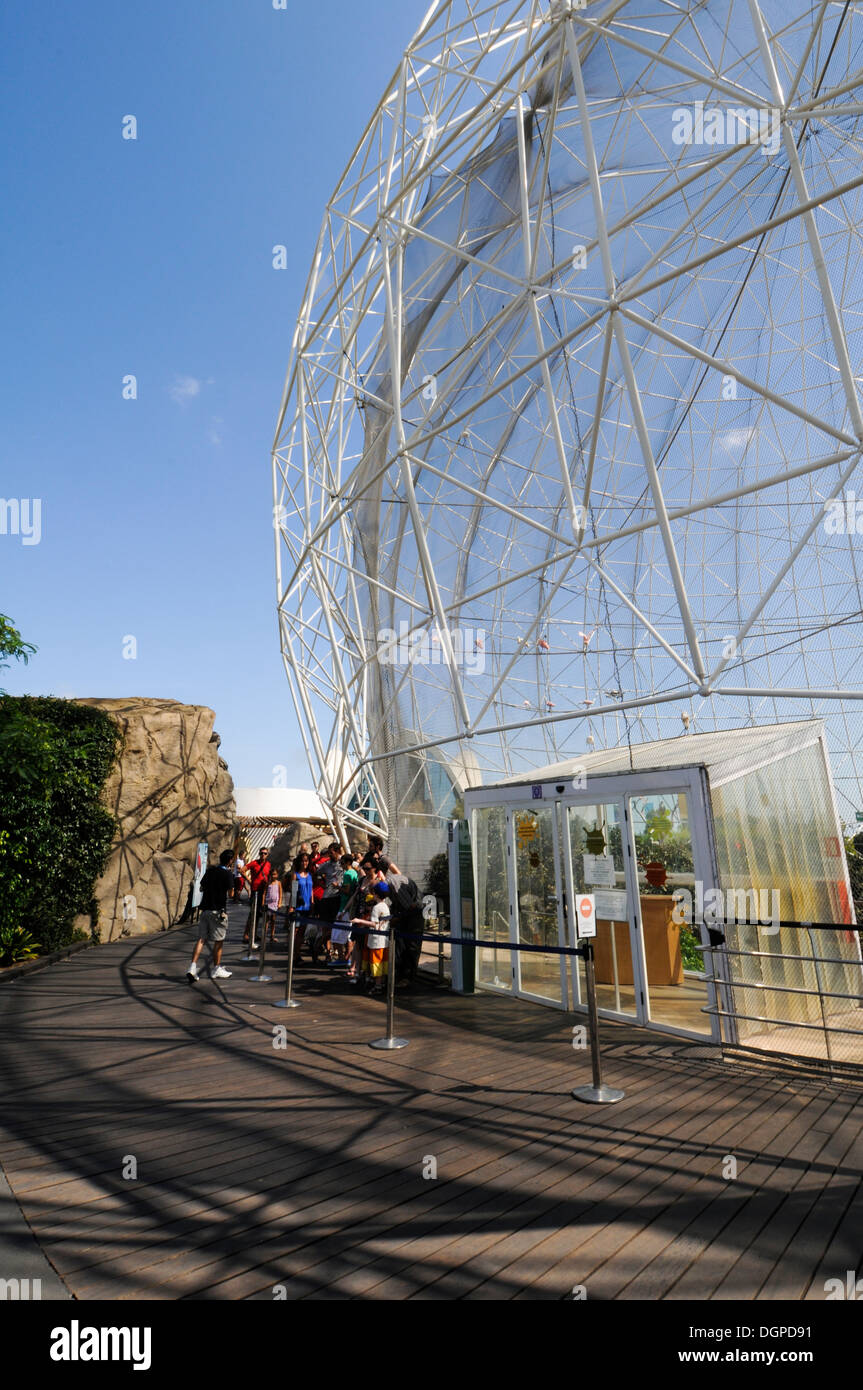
[200,909,228,943]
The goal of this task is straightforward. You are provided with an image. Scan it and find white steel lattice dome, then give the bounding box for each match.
[273,0,863,870]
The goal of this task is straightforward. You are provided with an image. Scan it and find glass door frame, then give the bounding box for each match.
[466,768,721,1041]
[507,802,568,1009]
[623,777,718,1040]
[559,794,639,1024]
[468,804,515,998]
[557,768,720,1041]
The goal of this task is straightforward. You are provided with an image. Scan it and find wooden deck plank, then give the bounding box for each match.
[220,1073,739,1301]
[367,1075,756,1301]
[0,906,861,1301]
[621,1094,840,1301]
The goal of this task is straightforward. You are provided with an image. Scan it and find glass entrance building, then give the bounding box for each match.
[461,721,863,1064]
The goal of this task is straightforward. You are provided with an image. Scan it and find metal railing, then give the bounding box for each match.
[406,910,863,1077]
[694,917,863,1075]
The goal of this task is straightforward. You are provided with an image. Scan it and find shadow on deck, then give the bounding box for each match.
[0,903,860,1301]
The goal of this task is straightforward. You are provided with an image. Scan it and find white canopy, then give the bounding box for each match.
[487,720,824,792]
[234,787,329,821]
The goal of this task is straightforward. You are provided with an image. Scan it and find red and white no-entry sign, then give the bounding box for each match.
[576,893,597,939]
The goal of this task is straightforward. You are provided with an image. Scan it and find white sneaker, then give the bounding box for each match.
[186,963,199,981]
[211,966,232,979]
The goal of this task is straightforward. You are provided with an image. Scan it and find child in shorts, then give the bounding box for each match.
[360,880,391,995]
[264,866,282,943]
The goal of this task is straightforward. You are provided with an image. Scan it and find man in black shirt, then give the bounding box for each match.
[186,849,234,982]
[387,870,424,987]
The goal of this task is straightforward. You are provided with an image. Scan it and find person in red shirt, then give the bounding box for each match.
[243,848,273,943]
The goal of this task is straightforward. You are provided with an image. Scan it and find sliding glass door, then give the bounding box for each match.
[469,774,719,1040]
[512,806,566,1006]
[564,800,638,1019]
[472,805,512,991]
[628,790,713,1036]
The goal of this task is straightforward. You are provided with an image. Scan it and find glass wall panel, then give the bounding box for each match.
[472,805,512,990]
[513,807,562,1004]
[711,741,850,924]
[628,791,711,1035]
[710,741,863,1055]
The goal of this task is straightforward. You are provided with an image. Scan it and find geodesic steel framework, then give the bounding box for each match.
[273,0,863,869]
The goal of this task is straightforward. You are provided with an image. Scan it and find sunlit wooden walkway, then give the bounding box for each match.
[0,903,860,1300]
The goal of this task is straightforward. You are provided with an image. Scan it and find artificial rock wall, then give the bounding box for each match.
[74,698,236,942]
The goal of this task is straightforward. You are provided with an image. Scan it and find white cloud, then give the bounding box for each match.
[208,416,223,445]
[169,375,202,404]
[719,426,757,452]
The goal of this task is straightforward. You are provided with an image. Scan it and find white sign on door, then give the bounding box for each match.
[576,893,597,939]
[583,853,616,886]
[593,888,628,920]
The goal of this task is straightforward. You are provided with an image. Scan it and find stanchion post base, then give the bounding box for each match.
[369,1037,409,1050]
[571,1084,625,1104]
[273,998,301,1009]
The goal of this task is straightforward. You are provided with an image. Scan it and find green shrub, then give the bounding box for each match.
[0,697,120,955]
[679,924,704,971]
[0,925,41,967]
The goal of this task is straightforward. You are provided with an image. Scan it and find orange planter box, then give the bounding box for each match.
[593,895,684,987]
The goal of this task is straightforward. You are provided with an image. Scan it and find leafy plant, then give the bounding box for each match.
[0,925,41,967]
[0,696,120,955]
[0,613,36,685]
[679,924,704,971]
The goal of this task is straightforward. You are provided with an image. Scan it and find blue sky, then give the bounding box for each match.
[0,0,417,788]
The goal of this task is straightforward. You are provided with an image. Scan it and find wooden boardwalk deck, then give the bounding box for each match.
[0,903,861,1301]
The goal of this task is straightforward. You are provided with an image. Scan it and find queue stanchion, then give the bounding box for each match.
[242,894,259,963]
[274,917,301,1009]
[369,925,408,1051]
[571,894,624,1104]
[250,900,272,982]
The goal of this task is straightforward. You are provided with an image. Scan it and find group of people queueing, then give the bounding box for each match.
[187,834,425,994]
[284,833,425,995]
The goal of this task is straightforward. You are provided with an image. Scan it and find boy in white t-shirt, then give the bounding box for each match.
[362,881,391,995]
[232,854,245,901]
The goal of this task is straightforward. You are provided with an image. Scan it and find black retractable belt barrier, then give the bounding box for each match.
[250,898,273,983]
[357,926,624,1098]
[570,939,625,1105]
[369,924,408,1051]
[273,916,301,1010]
[242,894,259,963]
